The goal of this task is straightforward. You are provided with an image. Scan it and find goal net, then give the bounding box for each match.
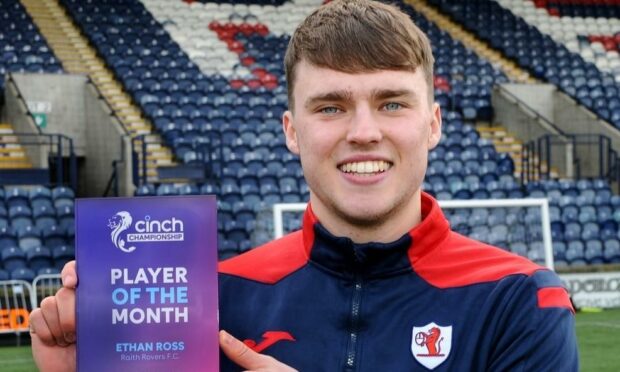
[273,198,554,270]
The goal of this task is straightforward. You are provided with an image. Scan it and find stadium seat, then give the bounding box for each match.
[33,205,57,230]
[11,267,36,282]
[29,186,53,209]
[52,245,75,271]
[37,267,61,276]
[0,226,18,249]
[51,186,75,208]
[5,187,29,209]
[27,246,52,272]
[1,246,27,272]
[17,225,42,252]
[56,205,74,231]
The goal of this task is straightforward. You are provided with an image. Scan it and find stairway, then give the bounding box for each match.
[406,0,537,84]
[0,124,32,169]
[20,0,175,183]
[476,124,559,180]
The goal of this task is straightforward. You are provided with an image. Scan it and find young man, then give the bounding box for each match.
[30,1,578,371]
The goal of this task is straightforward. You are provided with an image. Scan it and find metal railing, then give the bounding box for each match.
[0,280,36,345]
[522,134,620,189]
[1,132,77,189]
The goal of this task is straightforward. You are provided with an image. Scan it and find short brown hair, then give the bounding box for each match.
[284,0,435,109]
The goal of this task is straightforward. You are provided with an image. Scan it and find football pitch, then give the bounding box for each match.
[0,309,618,371]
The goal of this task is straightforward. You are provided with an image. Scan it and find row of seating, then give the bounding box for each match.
[53,0,620,266]
[0,0,63,95]
[2,245,74,273]
[0,224,74,251]
[0,184,76,280]
[430,0,620,129]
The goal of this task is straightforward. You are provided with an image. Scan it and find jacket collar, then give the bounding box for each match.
[301,192,451,279]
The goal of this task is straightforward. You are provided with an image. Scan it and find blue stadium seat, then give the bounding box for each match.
[510,242,528,257]
[5,187,29,208]
[135,184,156,196]
[51,186,75,208]
[177,184,200,195]
[33,204,57,230]
[52,245,74,271]
[17,225,41,252]
[37,267,61,276]
[11,267,35,282]
[585,240,604,264]
[566,240,586,266]
[27,246,52,272]
[57,205,74,231]
[0,226,18,249]
[2,246,27,272]
[8,205,33,231]
[29,186,53,209]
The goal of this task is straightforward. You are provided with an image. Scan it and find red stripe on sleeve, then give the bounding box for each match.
[537,287,575,314]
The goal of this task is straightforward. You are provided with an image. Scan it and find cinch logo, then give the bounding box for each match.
[108,211,184,253]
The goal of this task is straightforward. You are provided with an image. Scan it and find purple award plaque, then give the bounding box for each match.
[76,196,218,372]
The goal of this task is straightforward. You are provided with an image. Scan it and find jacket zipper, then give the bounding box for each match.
[345,275,363,371]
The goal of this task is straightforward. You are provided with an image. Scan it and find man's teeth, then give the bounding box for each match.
[339,161,391,174]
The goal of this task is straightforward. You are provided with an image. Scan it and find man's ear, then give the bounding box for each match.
[428,103,442,149]
[283,110,300,155]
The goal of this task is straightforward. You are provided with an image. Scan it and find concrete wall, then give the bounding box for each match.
[492,84,572,177]
[2,77,47,168]
[3,73,135,196]
[502,83,556,122]
[553,92,620,179]
[492,83,620,181]
[82,82,134,197]
[10,73,88,157]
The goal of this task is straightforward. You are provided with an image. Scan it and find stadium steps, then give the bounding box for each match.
[132,135,176,182]
[476,124,559,180]
[405,0,537,84]
[0,124,32,169]
[20,0,176,183]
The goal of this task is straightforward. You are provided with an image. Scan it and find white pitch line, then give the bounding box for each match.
[576,321,620,329]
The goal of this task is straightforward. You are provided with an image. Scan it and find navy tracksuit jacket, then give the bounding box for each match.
[219,193,578,371]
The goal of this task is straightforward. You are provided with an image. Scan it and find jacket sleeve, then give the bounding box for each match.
[488,270,579,371]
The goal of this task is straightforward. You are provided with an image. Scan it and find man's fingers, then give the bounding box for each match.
[220,330,262,369]
[29,308,56,347]
[61,261,77,288]
[219,330,297,371]
[39,297,68,347]
[56,288,76,343]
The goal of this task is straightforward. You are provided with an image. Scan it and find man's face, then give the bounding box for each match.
[283,61,442,242]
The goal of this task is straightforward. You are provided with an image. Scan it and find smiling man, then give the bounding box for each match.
[30,1,578,371]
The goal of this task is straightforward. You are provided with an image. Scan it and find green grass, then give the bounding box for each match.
[0,309,619,371]
[576,308,620,372]
[0,344,36,372]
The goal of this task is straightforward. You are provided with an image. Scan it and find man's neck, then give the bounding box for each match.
[309,191,423,244]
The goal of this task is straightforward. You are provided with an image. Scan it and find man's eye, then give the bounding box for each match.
[383,102,402,111]
[320,106,340,114]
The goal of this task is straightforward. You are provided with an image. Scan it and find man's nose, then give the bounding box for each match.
[346,107,382,144]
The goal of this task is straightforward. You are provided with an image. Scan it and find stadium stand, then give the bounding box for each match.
[427,0,620,130]
[0,0,62,95]
[0,185,76,276]
[1,0,619,273]
[32,0,614,266]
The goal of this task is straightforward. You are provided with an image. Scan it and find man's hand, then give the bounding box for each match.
[29,261,77,372]
[220,330,298,372]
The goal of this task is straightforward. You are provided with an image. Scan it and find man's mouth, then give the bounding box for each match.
[338,160,392,175]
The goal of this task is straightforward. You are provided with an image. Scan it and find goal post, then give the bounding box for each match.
[273,198,554,270]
